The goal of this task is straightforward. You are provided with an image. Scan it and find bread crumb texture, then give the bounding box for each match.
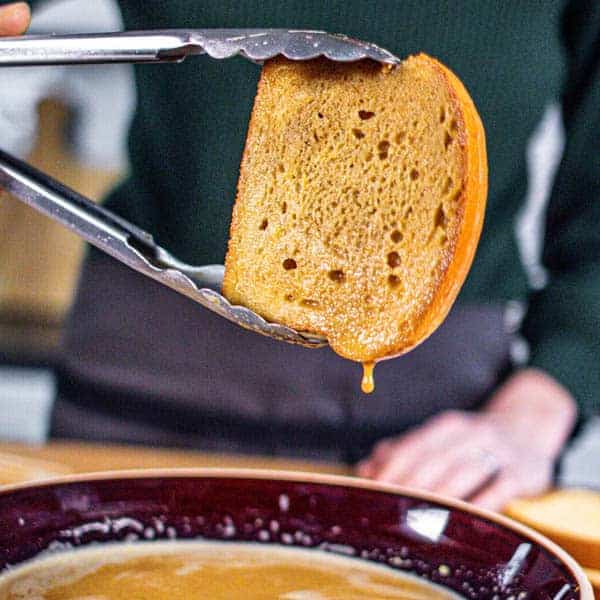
[224,54,485,362]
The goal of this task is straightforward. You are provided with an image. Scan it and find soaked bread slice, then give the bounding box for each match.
[223,54,487,362]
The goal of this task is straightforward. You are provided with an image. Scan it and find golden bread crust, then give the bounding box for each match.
[223,53,487,362]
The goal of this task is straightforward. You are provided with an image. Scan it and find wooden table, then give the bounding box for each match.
[0,441,349,481]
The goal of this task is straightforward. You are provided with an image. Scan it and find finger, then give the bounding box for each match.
[398,447,464,490]
[369,438,395,463]
[0,2,30,36]
[356,460,374,478]
[356,439,396,477]
[361,412,470,481]
[432,458,499,499]
[373,413,470,483]
[469,475,522,512]
[371,436,434,484]
[400,441,495,492]
[358,444,403,479]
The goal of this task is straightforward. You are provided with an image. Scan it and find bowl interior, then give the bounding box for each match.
[0,473,588,599]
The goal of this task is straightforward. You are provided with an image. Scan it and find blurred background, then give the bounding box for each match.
[0,0,597,484]
[0,0,133,443]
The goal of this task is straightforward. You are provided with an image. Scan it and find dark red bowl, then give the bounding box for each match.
[0,470,592,599]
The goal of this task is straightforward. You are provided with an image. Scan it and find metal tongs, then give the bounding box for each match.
[0,29,399,347]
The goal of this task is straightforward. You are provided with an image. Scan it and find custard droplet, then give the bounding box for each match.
[361,361,375,394]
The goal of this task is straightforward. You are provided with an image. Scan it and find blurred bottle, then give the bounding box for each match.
[0,0,134,361]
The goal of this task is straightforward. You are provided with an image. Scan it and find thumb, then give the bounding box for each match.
[0,2,31,36]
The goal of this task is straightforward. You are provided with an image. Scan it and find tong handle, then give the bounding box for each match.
[0,148,157,259]
[0,30,203,66]
[0,29,400,68]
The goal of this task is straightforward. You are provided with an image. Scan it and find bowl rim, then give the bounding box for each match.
[0,467,593,598]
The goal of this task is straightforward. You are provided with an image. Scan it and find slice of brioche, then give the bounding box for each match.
[223,53,487,362]
[584,567,600,598]
[505,489,600,570]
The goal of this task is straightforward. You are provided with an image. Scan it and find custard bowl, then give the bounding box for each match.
[0,470,592,598]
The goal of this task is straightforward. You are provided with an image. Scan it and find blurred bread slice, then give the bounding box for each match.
[223,54,487,362]
[584,567,600,598]
[506,489,600,570]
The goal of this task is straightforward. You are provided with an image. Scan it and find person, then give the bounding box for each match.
[1,1,597,511]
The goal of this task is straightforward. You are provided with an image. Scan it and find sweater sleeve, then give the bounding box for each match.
[521,0,600,417]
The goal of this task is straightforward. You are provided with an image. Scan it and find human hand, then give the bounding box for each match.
[357,369,577,511]
[0,2,30,36]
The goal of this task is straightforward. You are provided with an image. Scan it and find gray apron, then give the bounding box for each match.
[52,249,513,463]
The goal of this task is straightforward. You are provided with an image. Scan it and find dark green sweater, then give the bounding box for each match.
[21,1,599,416]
